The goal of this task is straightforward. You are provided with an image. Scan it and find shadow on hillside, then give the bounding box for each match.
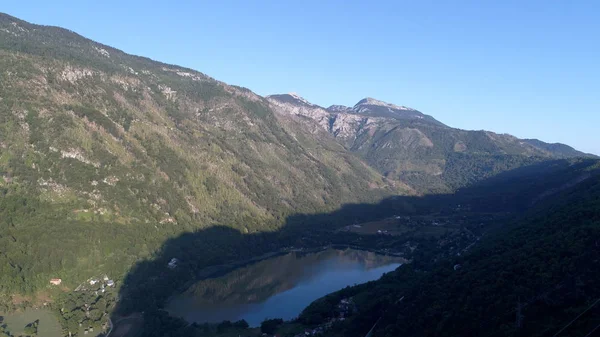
[106,158,599,336]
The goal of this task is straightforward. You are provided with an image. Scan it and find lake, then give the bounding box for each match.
[166,248,402,327]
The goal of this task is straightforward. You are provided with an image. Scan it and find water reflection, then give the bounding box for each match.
[166,249,402,326]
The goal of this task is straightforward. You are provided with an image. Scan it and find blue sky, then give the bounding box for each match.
[4,1,599,154]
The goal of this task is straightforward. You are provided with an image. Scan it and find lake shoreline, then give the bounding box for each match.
[165,247,405,326]
[167,244,407,303]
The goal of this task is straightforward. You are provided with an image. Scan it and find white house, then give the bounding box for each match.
[168,258,179,269]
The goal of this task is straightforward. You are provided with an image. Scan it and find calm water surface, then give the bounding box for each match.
[166,249,402,327]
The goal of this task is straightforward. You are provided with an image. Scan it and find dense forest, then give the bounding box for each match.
[94,158,600,337]
[297,171,600,337]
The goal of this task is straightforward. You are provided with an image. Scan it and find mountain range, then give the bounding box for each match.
[0,11,594,292]
[0,12,402,295]
[0,12,598,337]
[267,93,593,192]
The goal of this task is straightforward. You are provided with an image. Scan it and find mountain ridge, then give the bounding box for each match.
[268,92,589,157]
[266,93,593,193]
[1,9,590,159]
[298,160,600,337]
[0,12,404,296]
[1,12,599,337]
[0,9,594,310]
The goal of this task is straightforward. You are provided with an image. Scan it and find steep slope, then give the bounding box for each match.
[100,158,600,337]
[298,159,600,337]
[267,93,592,193]
[522,138,596,158]
[342,97,445,127]
[0,13,402,294]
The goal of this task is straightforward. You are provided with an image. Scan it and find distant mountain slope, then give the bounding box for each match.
[0,13,402,294]
[340,97,446,127]
[267,93,593,192]
[522,138,596,158]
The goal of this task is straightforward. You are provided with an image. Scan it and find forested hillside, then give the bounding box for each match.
[0,12,598,337]
[0,13,401,296]
[299,161,600,337]
[93,159,600,337]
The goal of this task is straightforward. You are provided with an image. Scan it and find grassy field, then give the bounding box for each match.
[338,215,461,238]
[339,218,413,236]
[0,308,62,337]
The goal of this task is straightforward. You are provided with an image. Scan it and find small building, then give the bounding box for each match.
[50,278,62,285]
[168,258,179,269]
[107,280,115,287]
[90,279,98,285]
[103,275,109,281]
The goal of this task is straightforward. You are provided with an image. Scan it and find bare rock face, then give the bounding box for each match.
[267,93,332,131]
[266,93,592,193]
[326,105,352,113]
[268,94,386,141]
[354,97,416,112]
[269,93,443,140]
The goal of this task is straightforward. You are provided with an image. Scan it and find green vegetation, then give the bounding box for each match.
[105,159,599,337]
[295,174,600,337]
[0,310,62,337]
[0,320,10,337]
[52,288,115,336]
[22,321,37,336]
[0,12,398,303]
[354,126,555,193]
[1,11,599,337]
[261,318,284,334]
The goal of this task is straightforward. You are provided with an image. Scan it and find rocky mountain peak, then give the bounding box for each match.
[354,97,416,111]
[266,93,317,107]
[326,105,351,112]
[351,97,447,126]
[287,92,314,106]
